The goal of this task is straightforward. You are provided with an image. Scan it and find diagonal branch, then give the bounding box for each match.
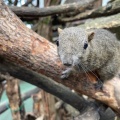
[0,60,88,113]
[0,60,116,120]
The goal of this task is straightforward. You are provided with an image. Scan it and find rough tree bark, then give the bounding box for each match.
[0,1,120,115]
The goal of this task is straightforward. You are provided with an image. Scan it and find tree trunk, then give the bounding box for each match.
[33,91,56,120]
[5,75,25,120]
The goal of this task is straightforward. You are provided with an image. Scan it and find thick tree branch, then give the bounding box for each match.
[9,0,95,18]
[0,61,116,120]
[0,1,120,115]
[0,60,88,113]
[60,0,120,22]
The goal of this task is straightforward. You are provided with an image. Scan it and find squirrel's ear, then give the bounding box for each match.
[58,28,63,34]
[88,32,94,42]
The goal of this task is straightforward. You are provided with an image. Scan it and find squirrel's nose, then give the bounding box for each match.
[63,63,72,66]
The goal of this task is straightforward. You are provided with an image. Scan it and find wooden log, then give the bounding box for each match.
[0,1,120,115]
[9,0,95,18]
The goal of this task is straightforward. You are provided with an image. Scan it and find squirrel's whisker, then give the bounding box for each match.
[78,64,92,81]
[80,62,100,81]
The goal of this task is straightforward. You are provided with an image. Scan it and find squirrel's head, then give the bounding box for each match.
[57,27,94,67]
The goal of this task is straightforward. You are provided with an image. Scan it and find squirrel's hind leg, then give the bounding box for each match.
[94,79,103,90]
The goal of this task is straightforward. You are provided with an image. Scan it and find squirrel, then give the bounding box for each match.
[56,27,120,89]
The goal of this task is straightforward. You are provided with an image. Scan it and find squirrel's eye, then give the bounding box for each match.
[84,43,88,49]
[56,39,59,46]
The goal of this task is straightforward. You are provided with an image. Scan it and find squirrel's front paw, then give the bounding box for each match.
[61,68,72,79]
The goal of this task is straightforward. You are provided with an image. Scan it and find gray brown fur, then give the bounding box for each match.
[57,27,120,81]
